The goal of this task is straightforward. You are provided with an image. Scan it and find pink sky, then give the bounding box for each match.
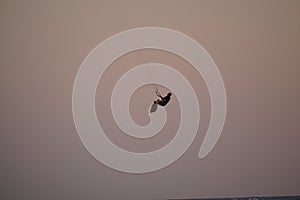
[1,1,300,199]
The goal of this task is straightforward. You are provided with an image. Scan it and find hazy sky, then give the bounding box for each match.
[1,1,300,199]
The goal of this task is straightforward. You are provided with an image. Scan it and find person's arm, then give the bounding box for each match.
[155,90,163,98]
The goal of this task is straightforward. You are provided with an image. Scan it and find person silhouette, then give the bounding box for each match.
[150,87,172,113]
[154,92,172,106]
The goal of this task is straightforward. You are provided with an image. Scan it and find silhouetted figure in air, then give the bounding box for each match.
[154,92,172,106]
[150,87,172,113]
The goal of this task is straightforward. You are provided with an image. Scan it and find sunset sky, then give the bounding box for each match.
[1,1,300,199]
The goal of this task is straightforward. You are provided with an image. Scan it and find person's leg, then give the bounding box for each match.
[157,99,167,106]
[154,99,161,104]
